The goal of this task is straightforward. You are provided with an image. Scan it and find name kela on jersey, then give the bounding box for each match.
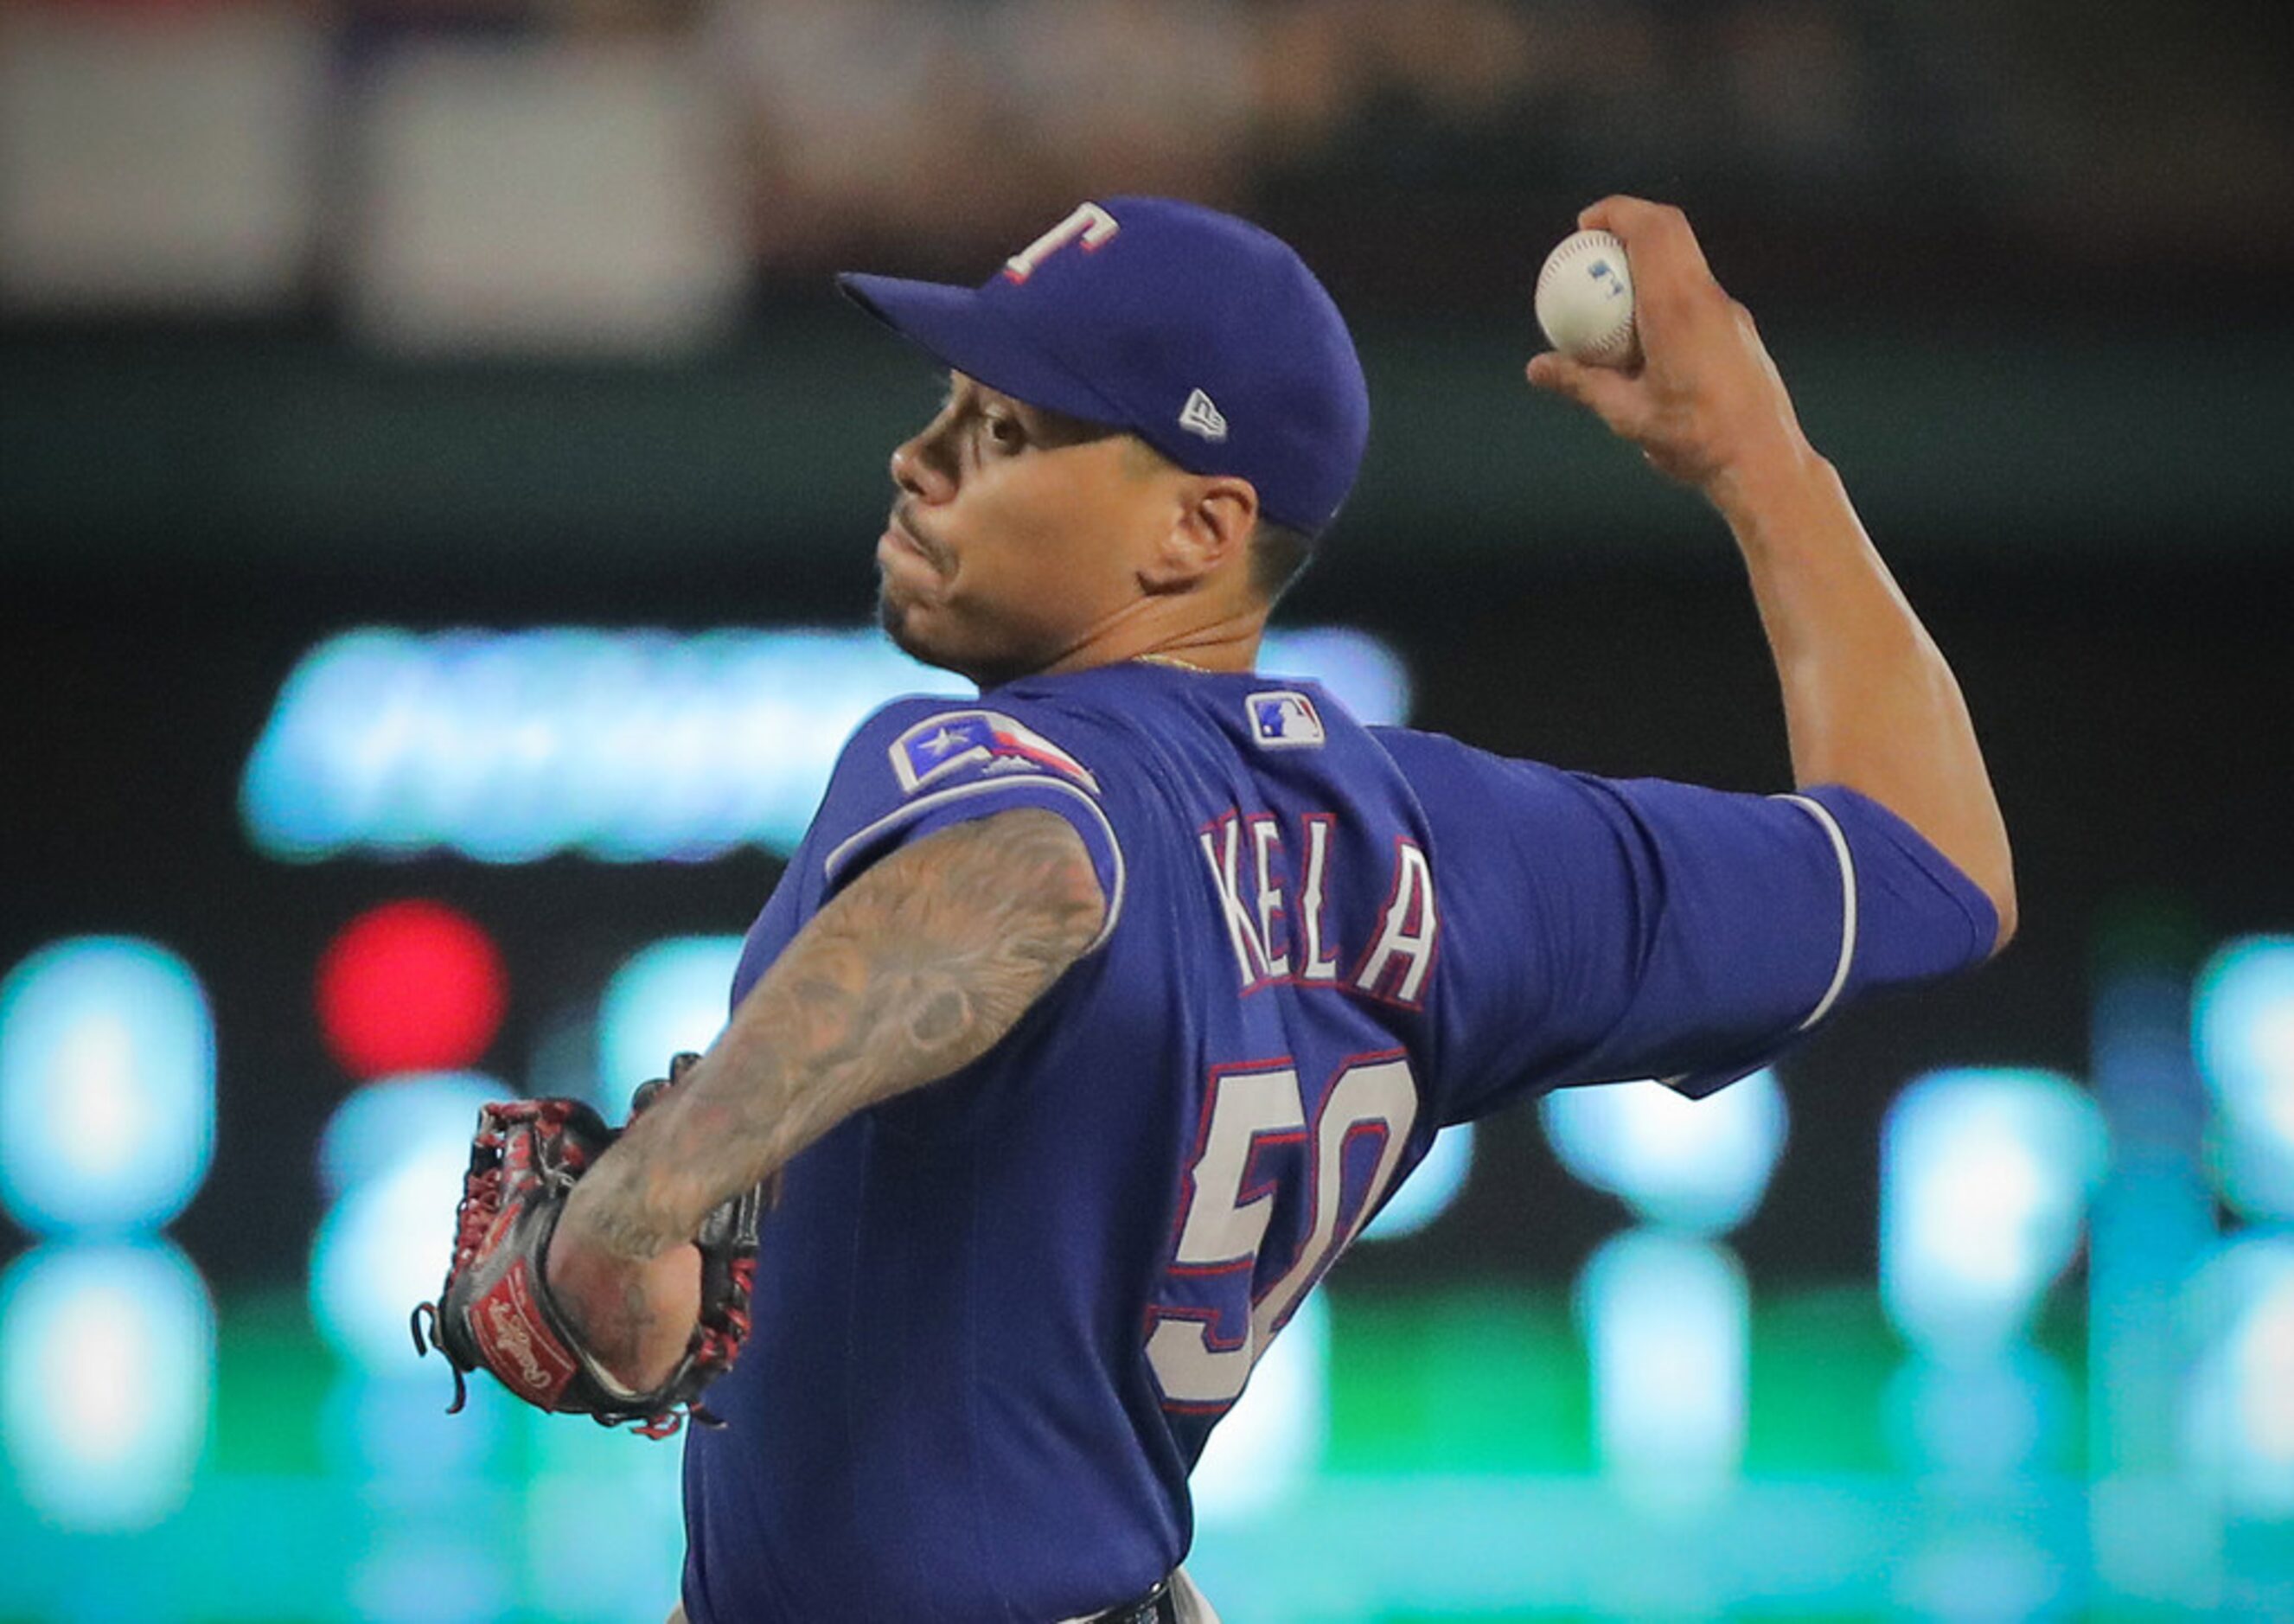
[1198,809,1438,1007]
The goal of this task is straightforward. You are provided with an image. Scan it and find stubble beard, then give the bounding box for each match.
[874,568,908,643]
[877,567,1005,686]
[875,566,944,671]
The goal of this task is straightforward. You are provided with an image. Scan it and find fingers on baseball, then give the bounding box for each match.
[1579,196,1722,323]
[1526,353,1645,435]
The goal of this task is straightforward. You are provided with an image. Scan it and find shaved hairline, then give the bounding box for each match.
[1116,437,1314,604]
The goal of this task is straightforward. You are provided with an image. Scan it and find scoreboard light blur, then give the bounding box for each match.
[316,900,508,1079]
[0,938,214,1237]
[2195,936,2294,1219]
[240,625,1414,863]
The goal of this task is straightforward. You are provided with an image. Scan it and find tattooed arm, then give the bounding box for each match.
[544,806,1108,1389]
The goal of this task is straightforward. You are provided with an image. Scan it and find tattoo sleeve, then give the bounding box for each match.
[560,807,1108,1264]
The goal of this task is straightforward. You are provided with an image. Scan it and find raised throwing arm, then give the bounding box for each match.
[1528,196,2017,951]
[545,805,1108,1388]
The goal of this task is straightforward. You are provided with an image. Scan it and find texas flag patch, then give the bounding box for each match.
[890,710,1102,796]
[1246,690,1326,749]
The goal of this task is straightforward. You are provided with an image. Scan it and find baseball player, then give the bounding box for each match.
[532,195,2014,1621]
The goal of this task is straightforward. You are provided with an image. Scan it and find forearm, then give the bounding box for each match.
[559,808,1106,1266]
[1710,443,2016,947]
[1526,198,2016,948]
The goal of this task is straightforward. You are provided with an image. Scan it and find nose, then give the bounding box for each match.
[890,424,955,505]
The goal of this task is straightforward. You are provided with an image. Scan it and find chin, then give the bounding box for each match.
[877,587,962,678]
[876,580,1030,688]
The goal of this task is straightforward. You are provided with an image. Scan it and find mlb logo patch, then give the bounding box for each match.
[1247,690,1325,749]
[890,710,1102,795]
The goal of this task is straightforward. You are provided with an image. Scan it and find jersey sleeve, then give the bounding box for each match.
[806,696,1127,951]
[1377,730,1998,1121]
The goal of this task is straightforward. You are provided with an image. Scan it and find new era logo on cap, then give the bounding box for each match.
[1178,388,1228,442]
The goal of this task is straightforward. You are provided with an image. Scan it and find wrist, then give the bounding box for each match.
[1701,433,1829,525]
[550,1182,602,1269]
[545,1215,706,1392]
[543,1199,637,1325]
[542,1203,601,1308]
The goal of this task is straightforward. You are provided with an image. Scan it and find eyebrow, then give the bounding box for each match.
[944,374,1116,447]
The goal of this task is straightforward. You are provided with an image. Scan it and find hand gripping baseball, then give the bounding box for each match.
[1527,197,1812,493]
[410,1054,769,1438]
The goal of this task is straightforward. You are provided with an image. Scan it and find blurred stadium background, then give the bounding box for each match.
[3,0,2291,1618]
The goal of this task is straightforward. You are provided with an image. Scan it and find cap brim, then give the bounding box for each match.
[836,272,1129,430]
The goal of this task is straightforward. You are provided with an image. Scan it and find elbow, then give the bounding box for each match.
[1982,851,2018,957]
[1987,884,2018,957]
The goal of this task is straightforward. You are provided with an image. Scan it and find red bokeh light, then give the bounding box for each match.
[316,899,508,1079]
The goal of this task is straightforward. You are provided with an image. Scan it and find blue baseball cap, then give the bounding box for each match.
[837,196,1369,537]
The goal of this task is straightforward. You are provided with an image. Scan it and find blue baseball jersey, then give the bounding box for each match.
[681,662,1996,1622]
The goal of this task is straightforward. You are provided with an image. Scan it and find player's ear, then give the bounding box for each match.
[1139,475,1258,595]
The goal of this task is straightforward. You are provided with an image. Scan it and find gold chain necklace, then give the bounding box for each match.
[1133,652,1213,674]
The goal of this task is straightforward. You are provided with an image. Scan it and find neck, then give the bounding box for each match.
[1039,600,1266,677]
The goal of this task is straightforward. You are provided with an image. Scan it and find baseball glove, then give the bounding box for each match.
[410,1054,769,1439]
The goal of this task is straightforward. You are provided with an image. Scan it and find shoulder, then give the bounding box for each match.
[830,693,1111,800]
[1367,724,1580,809]
[811,689,1131,941]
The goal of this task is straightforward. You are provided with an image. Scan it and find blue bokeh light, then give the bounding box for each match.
[1540,1069,1786,1236]
[2193,936,2294,1221]
[350,1526,515,1624]
[1192,1291,1329,1525]
[310,1072,514,1371]
[596,937,746,1116]
[2181,1234,2294,1515]
[0,937,215,1235]
[1886,1345,2069,1481]
[1360,1122,1473,1242]
[1575,1230,1748,1510]
[1882,1068,2107,1361]
[241,625,1411,863]
[523,1403,690,1620]
[1,1239,214,1531]
[316,1071,504,1201]
[1260,627,1410,726]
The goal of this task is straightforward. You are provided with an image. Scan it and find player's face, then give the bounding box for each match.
[876,375,1182,687]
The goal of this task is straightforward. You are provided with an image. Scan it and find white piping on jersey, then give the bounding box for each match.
[1775,792,1857,1032]
[1655,791,1858,1095]
[821,777,1127,955]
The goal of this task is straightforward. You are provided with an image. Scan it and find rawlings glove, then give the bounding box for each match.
[410,1053,769,1439]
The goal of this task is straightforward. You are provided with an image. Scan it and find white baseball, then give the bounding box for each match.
[1535,229,1638,368]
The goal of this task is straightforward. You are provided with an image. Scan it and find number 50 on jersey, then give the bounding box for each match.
[1147,1052,1418,1410]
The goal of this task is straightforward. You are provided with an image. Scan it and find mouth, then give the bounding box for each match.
[879,507,943,571]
